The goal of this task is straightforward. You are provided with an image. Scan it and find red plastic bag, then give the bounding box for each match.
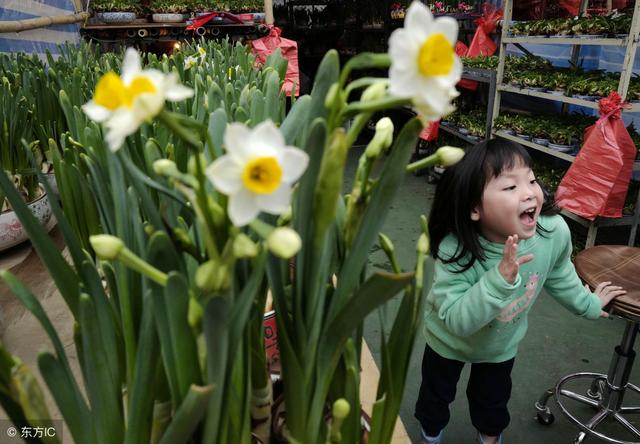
[251,26,300,96]
[457,3,503,91]
[420,120,440,141]
[555,92,636,220]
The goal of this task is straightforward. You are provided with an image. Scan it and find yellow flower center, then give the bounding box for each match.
[242,156,282,194]
[417,33,454,77]
[94,72,157,110]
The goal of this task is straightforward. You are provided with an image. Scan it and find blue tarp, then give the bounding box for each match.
[0,0,80,59]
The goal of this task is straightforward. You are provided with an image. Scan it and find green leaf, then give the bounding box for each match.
[158,384,214,444]
[279,95,311,146]
[207,108,228,159]
[79,294,125,444]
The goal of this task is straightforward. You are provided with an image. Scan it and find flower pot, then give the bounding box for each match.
[549,89,566,96]
[152,13,188,23]
[573,94,599,101]
[458,127,469,134]
[502,128,516,135]
[516,133,530,141]
[532,137,549,146]
[467,135,481,142]
[0,188,53,252]
[528,87,547,92]
[95,12,137,24]
[548,142,572,152]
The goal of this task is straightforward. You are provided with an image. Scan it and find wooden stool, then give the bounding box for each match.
[535,246,640,444]
[535,245,640,444]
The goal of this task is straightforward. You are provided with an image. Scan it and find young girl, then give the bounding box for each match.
[415,139,626,444]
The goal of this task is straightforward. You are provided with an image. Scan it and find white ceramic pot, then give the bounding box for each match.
[0,189,53,251]
[152,13,188,23]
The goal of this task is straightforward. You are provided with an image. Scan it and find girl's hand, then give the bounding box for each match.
[498,234,534,284]
[588,281,627,318]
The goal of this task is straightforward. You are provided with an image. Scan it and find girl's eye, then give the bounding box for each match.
[530,179,537,184]
[503,185,516,191]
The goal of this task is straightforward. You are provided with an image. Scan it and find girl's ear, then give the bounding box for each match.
[470,207,480,221]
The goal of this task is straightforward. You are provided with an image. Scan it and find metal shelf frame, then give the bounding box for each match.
[491,0,640,249]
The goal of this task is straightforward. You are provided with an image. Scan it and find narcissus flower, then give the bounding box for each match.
[388,1,461,120]
[184,55,198,70]
[82,48,194,151]
[206,120,309,226]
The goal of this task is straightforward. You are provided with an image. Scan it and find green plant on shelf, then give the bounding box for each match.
[91,0,140,13]
[149,0,190,13]
[547,125,577,146]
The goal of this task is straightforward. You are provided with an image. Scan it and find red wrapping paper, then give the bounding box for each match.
[555,92,636,220]
[250,26,300,97]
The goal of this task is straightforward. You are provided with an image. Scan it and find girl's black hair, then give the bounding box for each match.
[428,138,558,272]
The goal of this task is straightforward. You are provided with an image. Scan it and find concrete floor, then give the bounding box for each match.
[345,145,640,443]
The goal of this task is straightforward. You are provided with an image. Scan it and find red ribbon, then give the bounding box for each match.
[598,91,630,121]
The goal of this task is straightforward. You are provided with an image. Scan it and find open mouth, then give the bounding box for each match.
[519,207,537,227]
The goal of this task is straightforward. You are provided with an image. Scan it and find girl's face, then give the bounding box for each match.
[470,162,543,244]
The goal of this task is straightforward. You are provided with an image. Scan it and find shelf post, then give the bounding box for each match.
[618,0,640,99]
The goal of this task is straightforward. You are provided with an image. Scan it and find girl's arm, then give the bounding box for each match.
[431,246,521,337]
[542,218,604,319]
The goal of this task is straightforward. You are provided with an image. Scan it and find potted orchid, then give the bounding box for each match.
[0,3,464,443]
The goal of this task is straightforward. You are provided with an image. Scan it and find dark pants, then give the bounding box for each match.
[414,344,515,437]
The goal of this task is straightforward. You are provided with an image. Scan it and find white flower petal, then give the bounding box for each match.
[405,2,433,35]
[165,83,194,101]
[431,16,459,46]
[389,67,421,97]
[228,187,259,226]
[206,155,243,194]
[279,147,309,183]
[255,184,292,214]
[121,48,142,84]
[104,110,142,151]
[224,123,253,159]
[134,93,165,120]
[250,120,285,152]
[432,56,462,89]
[388,29,419,71]
[82,101,112,122]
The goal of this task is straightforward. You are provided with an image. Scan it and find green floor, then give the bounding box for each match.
[345,145,640,443]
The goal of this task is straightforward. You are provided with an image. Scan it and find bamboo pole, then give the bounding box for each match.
[0,12,89,34]
[264,0,274,25]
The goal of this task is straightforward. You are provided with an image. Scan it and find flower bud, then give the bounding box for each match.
[153,159,179,176]
[417,233,430,255]
[232,233,259,258]
[90,234,123,260]
[195,260,230,292]
[332,398,350,420]
[361,81,387,102]
[436,146,464,167]
[365,117,394,158]
[378,232,395,256]
[267,227,301,259]
[324,83,341,109]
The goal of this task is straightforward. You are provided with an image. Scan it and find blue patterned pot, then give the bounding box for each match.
[95,12,137,24]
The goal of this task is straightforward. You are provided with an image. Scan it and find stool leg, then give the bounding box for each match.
[613,412,640,439]
[602,322,638,411]
[574,410,609,444]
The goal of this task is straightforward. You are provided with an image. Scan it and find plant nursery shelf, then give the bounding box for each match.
[461,67,495,84]
[503,36,628,46]
[494,130,576,162]
[559,208,637,229]
[496,85,640,112]
[440,124,483,144]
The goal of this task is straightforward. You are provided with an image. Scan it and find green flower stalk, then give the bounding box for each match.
[379,232,401,274]
[90,235,168,286]
[232,233,259,259]
[406,145,465,173]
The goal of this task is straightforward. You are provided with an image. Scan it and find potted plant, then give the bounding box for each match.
[150,0,190,22]
[0,78,53,251]
[548,125,576,152]
[91,0,140,24]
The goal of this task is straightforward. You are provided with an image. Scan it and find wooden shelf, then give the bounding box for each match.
[461,67,495,84]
